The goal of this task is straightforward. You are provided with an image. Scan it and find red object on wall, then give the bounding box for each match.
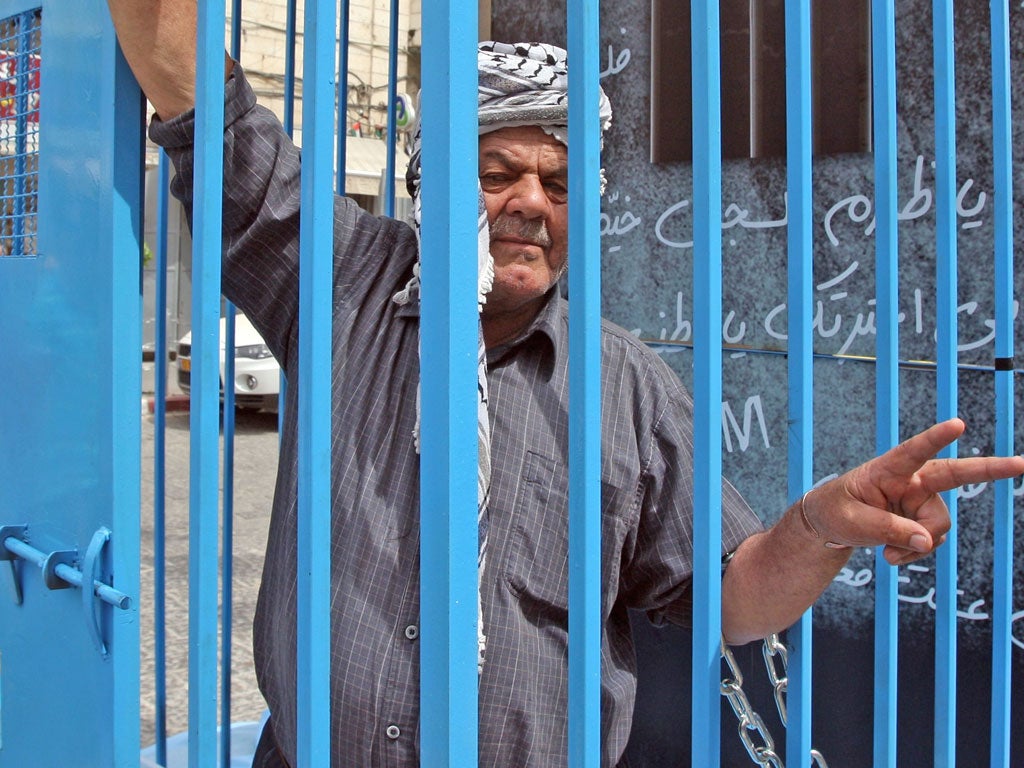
[0,54,40,122]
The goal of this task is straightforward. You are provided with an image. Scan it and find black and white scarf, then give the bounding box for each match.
[394,41,612,673]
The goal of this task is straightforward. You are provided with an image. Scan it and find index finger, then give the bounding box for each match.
[877,418,966,478]
[917,454,1024,496]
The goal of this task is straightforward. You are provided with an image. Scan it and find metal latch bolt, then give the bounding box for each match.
[1,524,131,657]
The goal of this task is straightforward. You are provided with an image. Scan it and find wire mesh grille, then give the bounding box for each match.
[0,9,39,257]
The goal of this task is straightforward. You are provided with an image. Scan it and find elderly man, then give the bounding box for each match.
[108,4,1024,767]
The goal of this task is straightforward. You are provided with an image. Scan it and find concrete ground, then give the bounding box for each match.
[139,362,278,751]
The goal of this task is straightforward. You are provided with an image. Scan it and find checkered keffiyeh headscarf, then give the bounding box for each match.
[393,41,612,673]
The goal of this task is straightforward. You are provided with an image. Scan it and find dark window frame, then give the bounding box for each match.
[651,0,871,163]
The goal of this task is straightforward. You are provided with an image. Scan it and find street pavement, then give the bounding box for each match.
[139,396,279,750]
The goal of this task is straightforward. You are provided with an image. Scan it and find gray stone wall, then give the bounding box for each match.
[493,2,1023,763]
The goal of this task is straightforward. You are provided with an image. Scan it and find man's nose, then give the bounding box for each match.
[504,175,548,218]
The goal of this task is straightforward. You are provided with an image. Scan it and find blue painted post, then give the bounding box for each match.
[566,0,602,764]
[189,1,226,765]
[283,0,297,136]
[931,2,959,764]
[153,149,170,767]
[296,0,337,764]
[384,0,399,216]
[107,17,145,768]
[784,0,814,763]
[417,2,480,764]
[689,0,724,765]
[336,0,351,196]
[870,0,899,765]
[279,0,298,429]
[220,5,244,764]
[988,0,1015,762]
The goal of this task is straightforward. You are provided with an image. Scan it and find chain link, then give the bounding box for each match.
[761,633,789,725]
[720,634,832,768]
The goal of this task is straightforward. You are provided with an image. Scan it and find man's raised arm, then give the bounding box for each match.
[721,418,1024,645]
[106,1,231,120]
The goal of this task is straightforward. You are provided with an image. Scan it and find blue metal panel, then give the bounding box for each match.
[988,0,1015,763]
[870,1,900,764]
[566,1,603,764]
[931,1,959,764]
[296,0,336,764]
[784,0,814,763]
[688,0,724,765]
[0,1,141,765]
[418,2,479,764]
[189,2,226,765]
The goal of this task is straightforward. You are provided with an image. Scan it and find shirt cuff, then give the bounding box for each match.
[147,61,258,150]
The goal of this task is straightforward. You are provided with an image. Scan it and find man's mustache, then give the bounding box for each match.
[489,214,552,248]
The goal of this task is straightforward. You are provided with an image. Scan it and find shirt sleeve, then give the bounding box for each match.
[147,64,417,368]
[621,382,764,628]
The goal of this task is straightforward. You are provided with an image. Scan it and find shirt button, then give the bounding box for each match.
[386,724,401,740]
[404,624,419,640]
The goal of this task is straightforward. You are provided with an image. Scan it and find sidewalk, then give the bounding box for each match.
[139,362,278,750]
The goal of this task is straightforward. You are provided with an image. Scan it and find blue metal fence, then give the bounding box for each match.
[0,9,39,258]
[132,0,1015,766]
[989,0,1016,763]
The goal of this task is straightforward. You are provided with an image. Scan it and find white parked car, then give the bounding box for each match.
[176,313,280,412]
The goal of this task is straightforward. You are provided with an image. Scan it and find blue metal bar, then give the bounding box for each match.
[221,213,238,768]
[689,0,724,764]
[0,536,132,608]
[189,1,227,765]
[220,5,244,764]
[154,149,171,768]
[108,29,146,766]
[231,0,242,61]
[418,2,479,764]
[870,0,900,764]
[335,0,351,196]
[931,1,958,764]
[383,0,400,216]
[988,0,1015,762]
[566,1,602,764]
[280,0,297,429]
[283,0,297,136]
[296,0,337,765]
[784,0,814,762]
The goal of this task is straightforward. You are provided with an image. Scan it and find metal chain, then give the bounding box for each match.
[720,634,832,768]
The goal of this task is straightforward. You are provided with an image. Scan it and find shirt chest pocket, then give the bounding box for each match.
[502,451,570,616]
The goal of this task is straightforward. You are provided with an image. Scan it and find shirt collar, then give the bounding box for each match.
[485,286,563,369]
[398,285,564,369]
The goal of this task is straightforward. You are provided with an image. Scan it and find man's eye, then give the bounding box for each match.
[545,182,568,200]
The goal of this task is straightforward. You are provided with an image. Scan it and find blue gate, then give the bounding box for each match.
[0,0,1019,766]
[0,2,142,766]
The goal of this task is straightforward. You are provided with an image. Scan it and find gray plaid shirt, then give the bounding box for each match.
[151,67,763,768]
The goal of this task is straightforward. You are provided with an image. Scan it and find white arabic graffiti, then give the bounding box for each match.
[638,155,990,252]
[835,559,1024,652]
[635,283,1019,358]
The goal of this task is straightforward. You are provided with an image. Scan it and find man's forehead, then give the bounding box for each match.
[478,126,568,161]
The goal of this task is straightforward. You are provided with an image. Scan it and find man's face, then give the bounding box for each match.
[478,126,569,320]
